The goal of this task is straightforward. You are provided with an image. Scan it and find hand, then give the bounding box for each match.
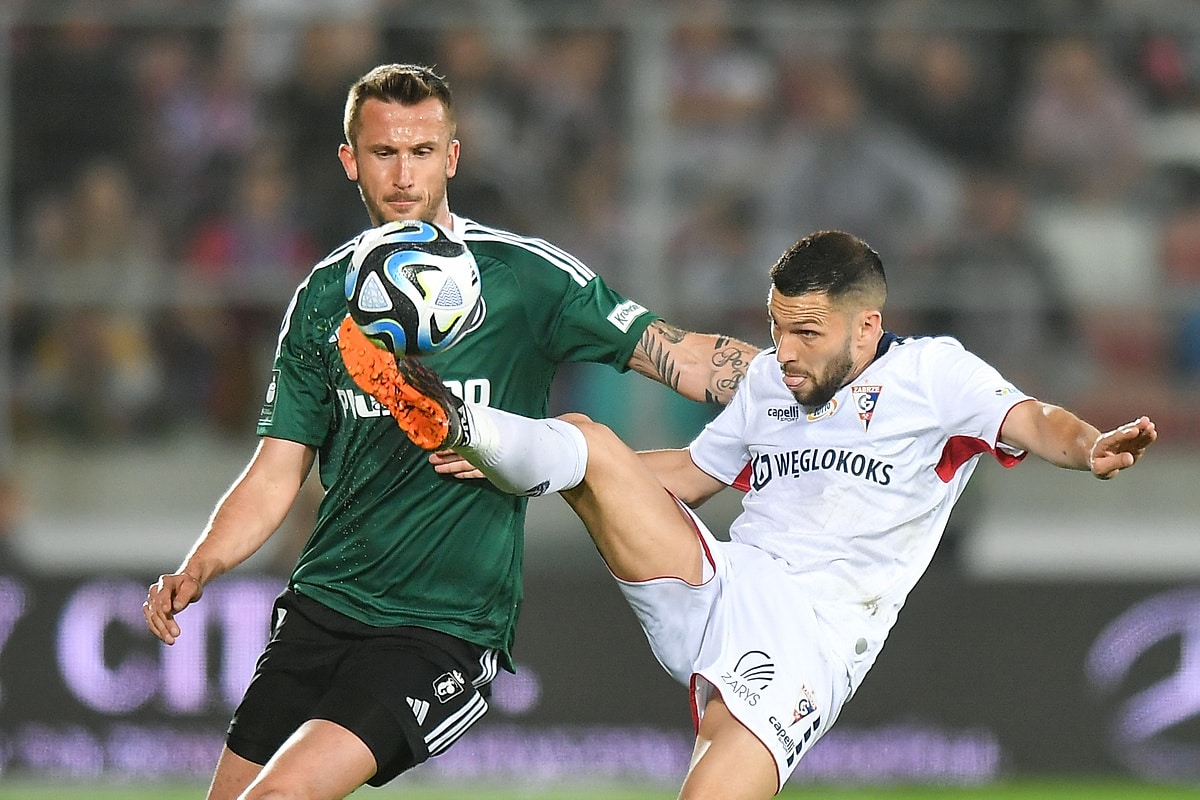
[1089,416,1156,479]
[428,449,486,480]
[143,572,204,645]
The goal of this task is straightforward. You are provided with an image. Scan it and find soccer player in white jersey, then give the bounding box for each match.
[346,229,1157,799]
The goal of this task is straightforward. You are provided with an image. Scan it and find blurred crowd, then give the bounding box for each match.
[6,0,1200,445]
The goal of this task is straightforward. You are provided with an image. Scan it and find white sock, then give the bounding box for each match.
[454,404,588,496]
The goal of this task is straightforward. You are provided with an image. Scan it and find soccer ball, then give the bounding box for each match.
[344,219,482,356]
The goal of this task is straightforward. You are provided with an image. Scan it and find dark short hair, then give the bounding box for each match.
[343,63,456,145]
[769,230,887,309]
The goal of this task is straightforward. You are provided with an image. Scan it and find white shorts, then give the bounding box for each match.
[615,504,852,791]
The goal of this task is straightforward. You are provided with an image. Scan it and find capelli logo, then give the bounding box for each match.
[767,406,800,422]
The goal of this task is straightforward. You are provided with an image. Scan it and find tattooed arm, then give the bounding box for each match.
[625,320,760,404]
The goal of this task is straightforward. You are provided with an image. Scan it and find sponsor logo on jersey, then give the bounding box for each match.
[771,708,823,767]
[259,369,280,426]
[522,480,551,497]
[433,670,466,703]
[994,385,1019,396]
[852,385,881,431]
[748,448,894,490]
[607,300,649,333]
[720,650,775,707]
[767,406,801,422]
[806,398,839,421]
[336,378,493,421]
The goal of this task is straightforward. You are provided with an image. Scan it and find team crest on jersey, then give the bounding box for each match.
[852,385,881,431]
[805,398,839,422]
[790,684,818,727]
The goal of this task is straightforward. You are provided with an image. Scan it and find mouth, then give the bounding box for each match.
[781,370,808,390]
[385,197,420,212]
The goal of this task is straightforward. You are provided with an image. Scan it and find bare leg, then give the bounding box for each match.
[560,416,705,585]
[228,719,377,800]
[678,692,779,800]
[205,747,261,800]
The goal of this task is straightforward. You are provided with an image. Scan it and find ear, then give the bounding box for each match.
[445,139,460,179]
[338,143,358,181]
[858,308,882,340]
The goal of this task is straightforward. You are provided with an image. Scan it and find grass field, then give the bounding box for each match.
[0,780,1197,799]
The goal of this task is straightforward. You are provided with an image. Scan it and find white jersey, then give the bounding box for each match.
[689,333,1030,688]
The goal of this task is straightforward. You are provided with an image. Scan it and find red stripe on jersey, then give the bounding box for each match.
[935,434,1024,482]
[689,674,701,732]
[732,461,752,492]
[673,491,717,578]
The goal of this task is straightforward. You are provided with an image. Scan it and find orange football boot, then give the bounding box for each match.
[336,315,463,450]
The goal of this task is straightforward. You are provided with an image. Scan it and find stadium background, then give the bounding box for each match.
[0,0,1198,795]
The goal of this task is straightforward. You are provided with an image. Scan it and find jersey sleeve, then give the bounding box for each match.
[256,282,333,447]
[687,355,758,483]
[925,338,1031,458]
[520,255,657,370]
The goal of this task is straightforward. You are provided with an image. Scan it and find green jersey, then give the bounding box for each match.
[257,214,656,668]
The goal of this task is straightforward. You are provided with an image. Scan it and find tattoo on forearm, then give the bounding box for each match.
[639,323,757,404]
[641,322,683,392]
[711,337,753,403]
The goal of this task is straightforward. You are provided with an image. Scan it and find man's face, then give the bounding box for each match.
[338,97,459,228]
[769,288,874,409]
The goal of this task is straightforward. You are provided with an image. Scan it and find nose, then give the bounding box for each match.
[774,334,799,366]
[391,155,414,188]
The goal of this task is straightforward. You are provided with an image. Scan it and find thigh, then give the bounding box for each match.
[692,548,850,791]
[564,420,707,584]
[317,632,496,786]
[615,506,723,685]
[225,594,342,766]
[681,693,778,800]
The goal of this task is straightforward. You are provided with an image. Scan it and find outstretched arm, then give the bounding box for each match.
[626,320,759,404]
[998,400,1157,479]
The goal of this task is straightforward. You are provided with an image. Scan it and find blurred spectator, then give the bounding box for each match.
[174,151,320,432]
[524,30,623,227]
[10,6,136,228]
[867,33,1018,170]
[1015,36,1147,205]
[433,26,528,231]
[0,472,29,576]
[758,54,962,273]
[1158,173,1200,381]
[266,18,385,253]
[129,28,262,256]
[666,190,766,348]
[666,0,775,197]
[14,160,166,441]
[911,170,1084,396]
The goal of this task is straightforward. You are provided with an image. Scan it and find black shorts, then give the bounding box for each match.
[226,589,499,786]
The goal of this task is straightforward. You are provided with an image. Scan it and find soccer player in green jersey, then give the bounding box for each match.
[143,63,759,800]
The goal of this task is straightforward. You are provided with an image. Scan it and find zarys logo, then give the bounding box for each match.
[1085,588,1200,781]
[719,650,775,707]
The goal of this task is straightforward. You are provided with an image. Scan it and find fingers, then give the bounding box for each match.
[428,450,486,480]
[143,574,200,646]
[1091,417,1155,479]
